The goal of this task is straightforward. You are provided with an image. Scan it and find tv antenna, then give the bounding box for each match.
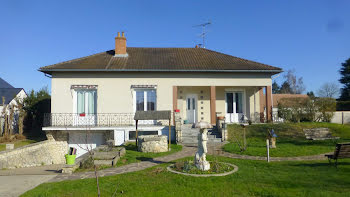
[193,21,211,48]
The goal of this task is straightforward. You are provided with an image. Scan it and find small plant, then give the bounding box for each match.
[80,156,94,169]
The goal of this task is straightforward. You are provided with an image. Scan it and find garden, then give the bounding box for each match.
[223,122,350,157]
[22,155,350,197]
[20,122,350,197]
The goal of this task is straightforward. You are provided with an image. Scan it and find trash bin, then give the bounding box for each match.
[65,154,76,165]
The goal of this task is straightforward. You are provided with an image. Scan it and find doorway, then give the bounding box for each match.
[225,92,244,123]
[186,94,197,124]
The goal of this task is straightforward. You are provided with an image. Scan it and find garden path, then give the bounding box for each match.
[48,146,197,183]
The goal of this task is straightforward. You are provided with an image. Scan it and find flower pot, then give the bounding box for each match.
[217,116,225,120]
[65,154,76,165]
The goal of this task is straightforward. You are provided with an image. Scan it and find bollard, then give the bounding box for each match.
[266,139,270,163]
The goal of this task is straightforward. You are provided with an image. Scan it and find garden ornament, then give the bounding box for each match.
[194,121,212,171]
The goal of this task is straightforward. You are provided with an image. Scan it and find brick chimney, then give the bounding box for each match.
[115,32,127,57]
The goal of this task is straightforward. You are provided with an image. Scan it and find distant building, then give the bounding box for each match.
[0,77,27,135]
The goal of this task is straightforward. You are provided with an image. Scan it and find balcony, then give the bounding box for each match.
[43,113,171,128]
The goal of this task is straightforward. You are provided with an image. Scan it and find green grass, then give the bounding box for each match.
[117,143,182,167]
[0,139,37,152]
[223,123,350,157]
[21,156,350,197]
[75,143,182,173]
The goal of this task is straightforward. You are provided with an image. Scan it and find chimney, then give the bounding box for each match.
[115,32,127,57]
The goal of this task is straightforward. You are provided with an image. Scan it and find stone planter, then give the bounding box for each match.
[137,135,168,153]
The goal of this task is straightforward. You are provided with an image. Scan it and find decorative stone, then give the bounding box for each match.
[138,135,168,153]
[194,121,212,171]
[271,137,276,148]
[6,144,14,150]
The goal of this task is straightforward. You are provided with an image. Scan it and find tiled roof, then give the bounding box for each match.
[40,48,282,73]
[0,78,14,88]
[0,88,22,105]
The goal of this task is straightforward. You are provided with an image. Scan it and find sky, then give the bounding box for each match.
[0,0,349,95]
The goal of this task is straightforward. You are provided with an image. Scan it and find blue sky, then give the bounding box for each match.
[0,0,349,94]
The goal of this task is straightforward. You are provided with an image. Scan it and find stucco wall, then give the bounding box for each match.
[51,72,272,121]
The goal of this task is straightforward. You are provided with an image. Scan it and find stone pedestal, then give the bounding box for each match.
[194,128,210,171]
[174,112,182,143]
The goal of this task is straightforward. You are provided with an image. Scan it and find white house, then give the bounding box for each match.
[40,32,282,157]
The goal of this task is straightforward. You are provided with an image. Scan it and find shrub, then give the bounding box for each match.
[315,98,336,122]
[278,97,336,123]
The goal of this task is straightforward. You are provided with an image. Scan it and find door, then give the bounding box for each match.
[225,92,244,123]
[186,94,197,124]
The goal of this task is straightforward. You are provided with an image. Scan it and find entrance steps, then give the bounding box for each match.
[179,124,222,146]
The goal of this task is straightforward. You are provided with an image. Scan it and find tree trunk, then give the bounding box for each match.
[94,165,101,197]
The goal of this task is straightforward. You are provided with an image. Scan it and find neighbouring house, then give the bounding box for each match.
[0,77,27,135]
[40,32,282,157]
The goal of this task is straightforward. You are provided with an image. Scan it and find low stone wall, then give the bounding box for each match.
[138,135,168,153]
[0,140,68,169]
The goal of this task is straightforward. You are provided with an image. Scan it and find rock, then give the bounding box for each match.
[92,152,119,160]
[138,135,168,153]
[94,160,113,166]
[112,156,120,166]
[6,144,14,150]
[119,147,126,157]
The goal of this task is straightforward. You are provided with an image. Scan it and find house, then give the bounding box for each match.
[0,77,27,135]
[40,32,282,157]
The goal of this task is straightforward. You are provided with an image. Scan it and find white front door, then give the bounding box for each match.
[186,94,197,124]
[225,92,244,123]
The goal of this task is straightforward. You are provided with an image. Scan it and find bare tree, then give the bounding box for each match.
[317,82,339,98]
[284,70,306,94]
[74,128,101,197]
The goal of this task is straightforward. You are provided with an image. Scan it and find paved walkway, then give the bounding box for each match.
[49,146,197,183]
[0,175,57,197]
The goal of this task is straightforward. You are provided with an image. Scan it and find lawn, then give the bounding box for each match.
[223,123,350,157]
[75,143,182,172]
[0,139,37,152]
[21,156,350,197]
[116,143,182,167]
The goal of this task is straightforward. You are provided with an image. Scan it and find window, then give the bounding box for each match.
[134,89,156,111]
[235,92,243,113]
[227,93,233,113]
[76,90,97,114]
